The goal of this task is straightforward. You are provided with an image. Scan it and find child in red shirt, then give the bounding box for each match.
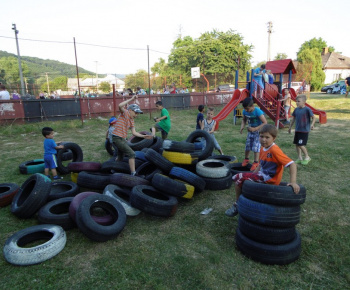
[225,124,300,217]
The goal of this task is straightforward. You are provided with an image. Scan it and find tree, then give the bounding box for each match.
[152,30,253,89]
[50,76,68,91]
[297,48,325,91]
[297,37,335,58]
[124,70,148,90]
[99,81,111,93]
[0,57,29,85]
[274,53,288,60]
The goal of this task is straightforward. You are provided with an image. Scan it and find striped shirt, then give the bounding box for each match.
[112,110,134,139]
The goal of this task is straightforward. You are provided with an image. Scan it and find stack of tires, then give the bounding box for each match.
[235,181,306,265]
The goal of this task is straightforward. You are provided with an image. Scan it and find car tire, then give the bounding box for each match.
[105,139,116,156]
[242,181,306,206]
[196,159,230,178]
[75,194,127,242]
[162,140,195,153]
[130,185,178,217]
[135,161,162,181]
[145,148,174,174]
[67,162,101,173]
[237,195,301,227]
[152,173,194,198]
[236,228,301,265]
[100,160,131,174]
[38,197,75,230]
[77,171,113,190]
[206,155,238,168]
[110,173,150,188]
[0,183,20,207]
[185,130,214,161]
[11,174,52,218]
[162,151,199,165]
[57,143,83,175]
[201,173,233,190]
[48,181,80,201]
[230,162,252,175]
[127,132,153,151]
[3,224,67,266]
[326,88,332,94]
[19,159,45,174]
[169,167,206,192]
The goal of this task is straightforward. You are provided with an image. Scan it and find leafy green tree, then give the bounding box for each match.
[50,76,68,91]
[297,48,325,91]
[297,37,334,58]
[124,70,148,90]
[274,53,288,60]
[99,81,111,93]
[0,56,29,85]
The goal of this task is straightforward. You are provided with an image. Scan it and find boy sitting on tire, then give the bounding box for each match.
[225,124,300,217]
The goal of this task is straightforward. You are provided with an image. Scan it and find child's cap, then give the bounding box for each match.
[128,104,143,114]
[109,117,117,124]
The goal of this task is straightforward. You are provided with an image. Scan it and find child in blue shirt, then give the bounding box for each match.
[240,98,267,171]
[42,127,64,179]
[196,105,205,129]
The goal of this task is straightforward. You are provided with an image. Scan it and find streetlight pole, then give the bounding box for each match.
[12,24,26,96]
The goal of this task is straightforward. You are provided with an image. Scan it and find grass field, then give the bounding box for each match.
[0,93,349,289]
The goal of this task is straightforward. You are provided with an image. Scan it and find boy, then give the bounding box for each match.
[225,124,300,217]
[196,105,205,129]
[42,127,64,179]
[201,107,224,155]
[240,98,267,171]
[106,116,118,157]
[288,94,315,165]
[151,101,171,140]
[280,89,291,123]
[112,95,153,175]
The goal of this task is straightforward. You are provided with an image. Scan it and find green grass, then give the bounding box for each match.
[0,93,349,289]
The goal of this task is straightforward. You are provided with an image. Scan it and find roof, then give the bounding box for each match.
[321,52,350,69]
[265,59,297,74]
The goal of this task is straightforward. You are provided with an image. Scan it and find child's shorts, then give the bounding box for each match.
[112,135,135,160]
[44,154,58,169]
[233,172,265,187]
[245,131,261,152]
[284,106,290,116]
[293,132,309,146]
[153,123,168,139]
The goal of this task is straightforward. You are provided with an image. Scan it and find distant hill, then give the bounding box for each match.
[0,50,125,80]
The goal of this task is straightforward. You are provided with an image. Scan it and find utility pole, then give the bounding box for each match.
[12,24,26,96]
[45,72,50,95]
[267,21,273,61]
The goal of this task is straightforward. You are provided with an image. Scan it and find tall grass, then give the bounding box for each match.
[0,93,349,289]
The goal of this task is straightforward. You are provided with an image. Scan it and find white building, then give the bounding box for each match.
[321,48,350,84]
[67,75,125,92]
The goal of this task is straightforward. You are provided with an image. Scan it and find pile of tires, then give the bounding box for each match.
[236,181,306,265]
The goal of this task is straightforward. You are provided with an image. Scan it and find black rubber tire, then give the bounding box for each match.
[76,194,127,242]
[69,192,113,224]
[67,162,101,173]
[105,139,116,156]
[135,151,147,162]
[206,155,238,168]
[237,195,301,227]
[238,216,296,244]
[48,181,80,201]
[77,171,112,190]
[38,197,76,230]
[103,184,141,216]
[201,173,233,190]
[231,162,252,175]
[185,130,214,160]
[162,140,195,153]
[130,185,178,217]
[145,148,174,174]
[57,142,83,175]
[127,134,153,151]
[60,150,73,161]
[242,181,306,206]
[110,173,150,188]
[235,228,301,265]
[11,174,52,218]
[100,160,131,174]
[152,173,193,198]
[3,224,67,266]
[169,167,206,192]
[19,159,45,174]
[0,183,20,207]
[149,136,163,152]
[196,159,230,178]
[135,161,163,181]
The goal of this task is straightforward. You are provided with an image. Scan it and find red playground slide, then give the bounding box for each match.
[289,88,327,124]
[213,89,249,130]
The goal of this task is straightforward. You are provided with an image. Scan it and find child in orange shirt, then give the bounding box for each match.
[225,124,300,217]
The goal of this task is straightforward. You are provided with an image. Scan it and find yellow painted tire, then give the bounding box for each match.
[162,151,198,165]
[71,172,78,183]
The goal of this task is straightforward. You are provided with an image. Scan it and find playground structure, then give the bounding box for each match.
[213,59,327,129]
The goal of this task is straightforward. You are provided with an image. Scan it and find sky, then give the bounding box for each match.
[1,0,349,76]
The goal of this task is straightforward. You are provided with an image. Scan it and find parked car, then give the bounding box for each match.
[282,82,307,92]
[321,80,346,94]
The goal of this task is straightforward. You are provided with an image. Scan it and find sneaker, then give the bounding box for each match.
[250,162,259,171]
[301,157,311,165]
[53,175,63,180]
[295,159,303,164]
[225,203,238,217]
[241,158,250,167]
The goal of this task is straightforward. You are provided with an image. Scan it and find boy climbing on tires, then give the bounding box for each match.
[225,124,300,217]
